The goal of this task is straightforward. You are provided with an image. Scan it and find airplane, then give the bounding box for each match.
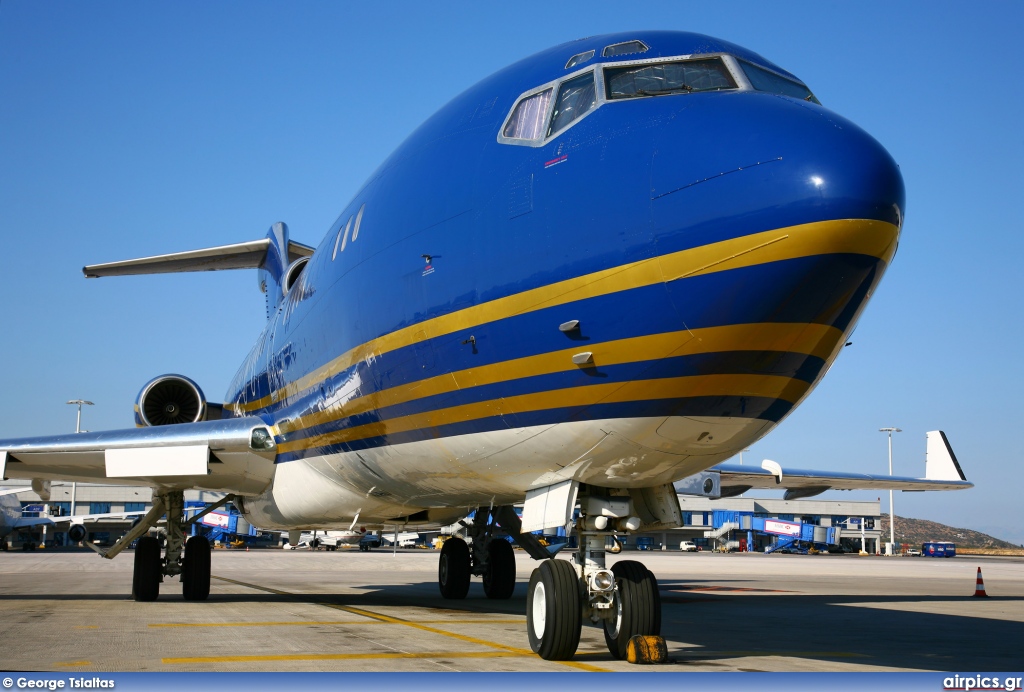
[0,486,147,550]
[283,529,367,550]
[0,30,972,661]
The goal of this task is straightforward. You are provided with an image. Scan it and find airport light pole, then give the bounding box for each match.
[738,448,751,465]
[879,427,902,555]
[66,400,94,518]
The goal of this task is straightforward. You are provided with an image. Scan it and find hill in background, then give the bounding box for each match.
[880,514,1021,549]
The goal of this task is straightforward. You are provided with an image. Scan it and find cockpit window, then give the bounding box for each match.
[565,50,595,70]
[605,58,736,100]
[603,40,648,58]
[548,72,596,136]
[739,60,820,104]
[502,88,553,140]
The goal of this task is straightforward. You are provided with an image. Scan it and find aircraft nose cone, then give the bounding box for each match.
[647,94,905,382]
[651,94,905,246]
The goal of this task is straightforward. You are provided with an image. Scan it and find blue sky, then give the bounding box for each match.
[1,2,1021,542]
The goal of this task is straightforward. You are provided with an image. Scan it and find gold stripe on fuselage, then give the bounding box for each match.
[237,218,898,415]
[276,321,843,437]
[277,372,813,454]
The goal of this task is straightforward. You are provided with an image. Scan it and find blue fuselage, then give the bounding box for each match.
[223,31,903,519]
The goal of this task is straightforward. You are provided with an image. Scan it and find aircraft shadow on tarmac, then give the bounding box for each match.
[1,578,1020,670]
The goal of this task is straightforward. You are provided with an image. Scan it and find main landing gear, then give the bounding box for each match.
[437,505,522,600]
[110,490,211,602]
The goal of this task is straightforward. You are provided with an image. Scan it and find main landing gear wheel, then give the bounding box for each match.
[181,535,211,601]
[527,559,582,660]
[603,560,661,659]
[132,536,162,602]
[482,538,516,599]
[438,537,471,599]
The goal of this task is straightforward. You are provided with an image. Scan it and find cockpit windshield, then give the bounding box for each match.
[605,58,736,100]
[739,60,820,104]
[548,72,596,136]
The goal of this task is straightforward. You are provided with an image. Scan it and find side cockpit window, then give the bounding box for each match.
[602,40,648,58]
[739,60,820,104]
[548,72,596,136]
[502,88,553,140]
[565,50,594,70]
[606,58,736,100]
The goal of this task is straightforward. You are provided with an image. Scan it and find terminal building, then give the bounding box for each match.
[2,481,883,554]
[626,496,882,554]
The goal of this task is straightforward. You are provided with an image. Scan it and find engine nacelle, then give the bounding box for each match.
[135,374,207,426]
[68,523,87,544]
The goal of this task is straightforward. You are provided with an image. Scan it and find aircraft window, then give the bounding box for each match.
[605,58,736,100]
[332,216,352,260]
[502,88,553,140]
[740,60,820,104]
[565,50,595,70]
[351,204,365,241]
[602,40,648,58]
[548,72,596,136]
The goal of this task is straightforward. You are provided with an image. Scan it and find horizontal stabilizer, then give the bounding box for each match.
[83,238,313,278]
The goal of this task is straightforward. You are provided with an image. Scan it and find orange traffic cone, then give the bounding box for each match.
[973,567,988,597]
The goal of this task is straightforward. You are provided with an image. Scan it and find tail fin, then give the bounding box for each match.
[82,222,313,317]
[925,431,967,481]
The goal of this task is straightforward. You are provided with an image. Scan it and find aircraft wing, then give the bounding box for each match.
[709,431,971,500]
[11,511,147,530]
[0,417,278,495]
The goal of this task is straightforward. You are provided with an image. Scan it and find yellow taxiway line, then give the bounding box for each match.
[164,575,610,672]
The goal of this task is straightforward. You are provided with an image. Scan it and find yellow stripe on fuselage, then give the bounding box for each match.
[277,372,813,454]
[237,218,898,414]
[276,321,843,436]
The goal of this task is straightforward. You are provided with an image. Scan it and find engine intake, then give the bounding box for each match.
[135,375,207,426]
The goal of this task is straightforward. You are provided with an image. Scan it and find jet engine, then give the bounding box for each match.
[68,523,87,544]
[135,375,208,426]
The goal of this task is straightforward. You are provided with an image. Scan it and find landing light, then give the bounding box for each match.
[811,175,824,187]
[590,570,615,592]
[250,428,275,450]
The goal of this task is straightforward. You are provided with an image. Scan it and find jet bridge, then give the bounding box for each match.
[704,510,841,553]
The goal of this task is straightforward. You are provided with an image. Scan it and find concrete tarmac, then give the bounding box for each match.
[0,548,1021,672]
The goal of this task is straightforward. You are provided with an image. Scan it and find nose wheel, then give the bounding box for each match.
[602,560,661,659]
[526,559,582,660]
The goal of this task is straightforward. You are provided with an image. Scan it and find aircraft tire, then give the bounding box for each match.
[527,559,582,660]
[132,536,162,602]
[182,535,211,601]
[482,538,516,599]
[602,560,661,659]
[438,537,470,599]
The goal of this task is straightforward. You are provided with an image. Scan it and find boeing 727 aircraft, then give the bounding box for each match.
[0,31,970,661]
